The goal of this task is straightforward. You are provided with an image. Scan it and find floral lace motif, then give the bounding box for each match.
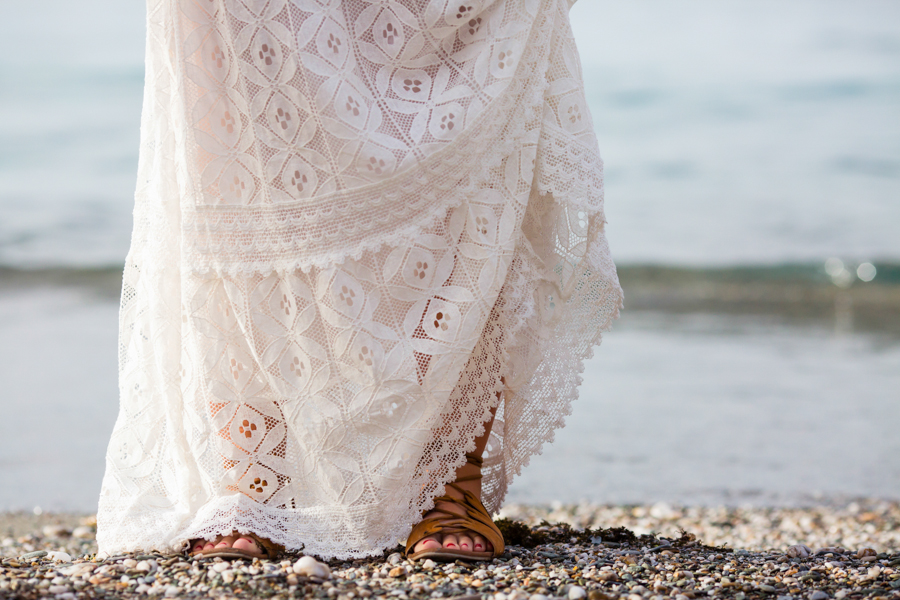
[97,0,622,559]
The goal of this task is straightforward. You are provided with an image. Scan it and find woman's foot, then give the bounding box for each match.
[189,531,282,559]
[412,460,494,556]
[191,534,263,556]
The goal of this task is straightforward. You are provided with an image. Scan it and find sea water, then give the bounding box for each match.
[0,0,898,511]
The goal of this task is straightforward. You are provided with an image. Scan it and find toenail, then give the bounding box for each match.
[446,543,456,548]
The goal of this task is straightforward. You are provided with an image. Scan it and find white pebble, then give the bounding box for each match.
[164,585,181,597]
[388,552,403,565]
[123,559,138,568]
[809,592,829,600]
[293,555,331,578]
[42,525,69,538]
[528,595,549,600]
[221,570,235,583]
[71,526,94,540]
[473,569,489,579]
[568,585,587,600]
[212,561,230,573]
[421,559,436,570]
[45,551,72,562]
[48,585,70,594]
[866,565,882,580]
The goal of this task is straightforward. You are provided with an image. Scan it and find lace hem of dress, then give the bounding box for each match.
[97,214,622,559]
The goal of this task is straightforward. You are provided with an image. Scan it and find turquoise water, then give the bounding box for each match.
[0,0,898,267]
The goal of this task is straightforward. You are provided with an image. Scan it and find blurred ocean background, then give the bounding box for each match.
[0,0,898,512]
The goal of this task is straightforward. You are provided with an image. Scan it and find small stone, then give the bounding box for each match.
[212,561,230,572]
[72,525,94,540]
[388,552,403,565]
[221,570,235,583]
[45,551,72,562]
[528,595,549,600]
[48,585,70,594]
[568,585,587,600]
[421,559,436,570]
[627,594,644,600]
[388,566,405,577]
[588,592,612,600]
[293,555,331,578]
[136,560,156,573]
[42,525,69,538]
[21,550,47,560]
[857,548,877,559]
[759,584,777,593]
[809,592,828,600]
[786,545,811,559]
[123,558,138,568]
[866,565,882,580]
[776,596,793,600]
[473,569,489,579]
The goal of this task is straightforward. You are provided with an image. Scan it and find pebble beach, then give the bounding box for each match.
[2,501,898,600]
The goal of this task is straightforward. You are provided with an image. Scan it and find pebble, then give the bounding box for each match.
[0,503,898,600]
[45,550,72,562]
[71,526,94,540]
[293,555,331,578]
[42,525,69,538]
[787,544,812,558]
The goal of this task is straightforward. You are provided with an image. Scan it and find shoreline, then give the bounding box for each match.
[2,502,897,599]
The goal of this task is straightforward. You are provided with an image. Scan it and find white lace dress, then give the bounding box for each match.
[97,0,622,559]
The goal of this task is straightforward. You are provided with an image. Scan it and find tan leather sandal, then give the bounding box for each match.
[405,452,505,562]
[189,531,283,561]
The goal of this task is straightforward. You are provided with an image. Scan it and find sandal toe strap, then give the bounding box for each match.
[405,489,504,557]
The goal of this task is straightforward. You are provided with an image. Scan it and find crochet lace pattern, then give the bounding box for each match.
[97,0,622,559]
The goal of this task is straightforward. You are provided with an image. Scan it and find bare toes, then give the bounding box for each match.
[233,537,260,554]
[214,536,236,548]
[457,534,473,551]
[415,535,442,553]
[442,533,459,549]
[472,534,489,552]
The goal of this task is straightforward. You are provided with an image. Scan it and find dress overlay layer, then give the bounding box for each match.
[98,0,622,559]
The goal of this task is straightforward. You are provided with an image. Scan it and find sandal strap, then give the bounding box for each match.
[242,532,284,560]
[405,480,504,558]
[451,452,485,484]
